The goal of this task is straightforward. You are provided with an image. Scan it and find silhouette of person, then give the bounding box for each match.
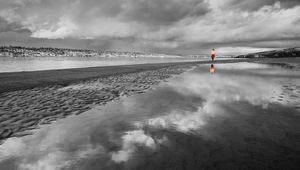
[210,64,215,74]
[211,49,216,61]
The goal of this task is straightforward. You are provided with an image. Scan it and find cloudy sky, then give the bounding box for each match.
[0,0,299,55]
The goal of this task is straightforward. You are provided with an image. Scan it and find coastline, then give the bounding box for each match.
[0,59,243,94]
[0,60,219,142]
[1,57,295,143]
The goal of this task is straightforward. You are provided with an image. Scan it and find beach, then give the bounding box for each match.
[0,58,299,170]
[1,0,299,168]
[0,59,240,141]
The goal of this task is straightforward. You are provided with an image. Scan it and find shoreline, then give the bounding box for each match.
[0,59,244,94]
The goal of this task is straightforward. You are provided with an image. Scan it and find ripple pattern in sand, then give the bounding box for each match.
[0,65,190,142]
[271,82,300,111]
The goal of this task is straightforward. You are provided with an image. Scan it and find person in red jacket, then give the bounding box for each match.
[211,49,216,61]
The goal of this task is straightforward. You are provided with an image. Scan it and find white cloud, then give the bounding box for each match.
[0,114,104,170]
[178,2,300,43]
[31,17,78,39]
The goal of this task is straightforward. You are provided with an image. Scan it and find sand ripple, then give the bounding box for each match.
[0,65,190,142]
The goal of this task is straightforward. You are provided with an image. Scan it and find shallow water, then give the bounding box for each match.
[0,62,299,170]
[0,56,204,73]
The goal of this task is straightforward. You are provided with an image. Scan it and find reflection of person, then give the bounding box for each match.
[210,64,215,74]
[211,49,216,61]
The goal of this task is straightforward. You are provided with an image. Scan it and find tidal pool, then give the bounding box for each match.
[0,62,299,170]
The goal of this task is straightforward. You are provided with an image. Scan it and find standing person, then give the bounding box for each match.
[211,49,216,61]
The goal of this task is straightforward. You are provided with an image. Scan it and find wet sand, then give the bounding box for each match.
[0,59,299,170]
[0,65,188,141]
[0,59,243,142]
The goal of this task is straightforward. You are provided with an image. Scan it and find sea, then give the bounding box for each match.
[0,56,210,73]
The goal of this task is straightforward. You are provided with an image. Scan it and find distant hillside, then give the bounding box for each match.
[235,47,300,58]
[0,46,180,58]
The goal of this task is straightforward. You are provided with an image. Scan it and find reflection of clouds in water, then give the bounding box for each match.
[173,70,282,109]
[0,137,102,170]
[145,107,207,132]
[214,62,271,70]
[19,150,72,170]
[130,63,298,136]
[148,110,206,132]
[0,115,104,170]
[132,98,223,134]
[111,130,155,163]
[0,137,26,159]
[1,62,299,169]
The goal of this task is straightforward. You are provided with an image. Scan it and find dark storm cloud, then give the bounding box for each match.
[0,17,31,33]
[119,0,210,25]
[228,0,300,11]
[0,32,93,49]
